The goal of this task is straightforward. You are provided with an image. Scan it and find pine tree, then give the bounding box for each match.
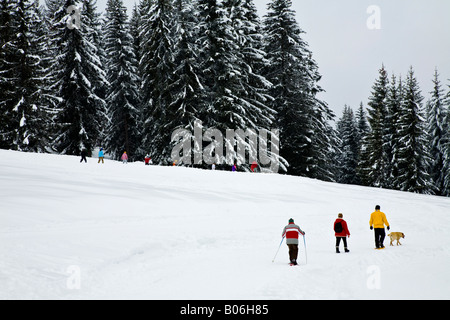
[165,0,203,144]
[227,0,275,130]
[426,68,446,195]
[48,0,108,156]
[359,65,389,187]
[129,3,141,79]
[441,80,450,196]
[395,67,433,194]
[0,0,15,149]
[139,0,176,164]
[196,0,278,169]
[310,101,336,182]
[263,0,332,178]
[384,74,403,189]
[336,105,359,185]
[0,0,53,152]
[224,0,279,169]
[356,102,369,139]
[83,0,108,117]
[355,102,369,184]
[103,0,141,161]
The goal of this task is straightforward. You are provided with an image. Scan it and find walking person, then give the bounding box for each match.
[281,218,305,265]
[98,148,104,164]
[121,151,128,164]
[334,213,350,253]
[80,148,87,163]
[370,205,390,249]
[144,154,151,165]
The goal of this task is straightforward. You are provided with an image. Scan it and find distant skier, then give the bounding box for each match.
[282,218,305,265]
[251,161,259,172]
[121,151,128,164]
[334,213,350,253]
[370,205,390,249]
[80,149,87,163]
[232,163,237,172]
[98,148,104,164]
[144,154,151,165]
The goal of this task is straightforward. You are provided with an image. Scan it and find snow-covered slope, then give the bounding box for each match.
[1,150,449,300]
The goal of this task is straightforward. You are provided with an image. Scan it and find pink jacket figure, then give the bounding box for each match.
[121,152,128,164]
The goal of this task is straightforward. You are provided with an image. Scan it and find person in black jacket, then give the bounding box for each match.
[80,149,87,163]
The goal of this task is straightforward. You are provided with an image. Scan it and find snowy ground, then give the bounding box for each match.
[1,149,449,300]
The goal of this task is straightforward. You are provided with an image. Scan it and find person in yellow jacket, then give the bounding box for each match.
[370,205,390,249]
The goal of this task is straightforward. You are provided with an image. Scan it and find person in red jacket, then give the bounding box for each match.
[144,154,151,165]
[334,213,350,253]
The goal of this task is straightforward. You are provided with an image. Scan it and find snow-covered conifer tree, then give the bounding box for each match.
[358,65,389,187]
[0,0,53,152]
[195,0,279,169]
[227,0,275,130]
[0,0,15,149]
[356,102,369,139]
[129,3,141,79]
[164,0,203,145]
[47,0,108,156]
[395,67,433,194]
[442,82,450,196]
[336,105,359,185]
[103,0,141,161]
[426,68,446,194]
[263,0,334,178]
[384,74,403,189]
[139,0,176,164]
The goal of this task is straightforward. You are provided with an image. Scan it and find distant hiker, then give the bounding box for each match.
[80,149,87,163]
[232,163,237,172]
[334,213,350,253]
[144,154,151,165]
[98,148,104,164]
[121,151,128,164]
[370,205,390,249]
[251,161,259,172]
[212,163,216,170]
[282,218,305,265]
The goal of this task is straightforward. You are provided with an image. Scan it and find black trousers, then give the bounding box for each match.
[287,244,298,262]
[374,228,386,248]
[335,237,348,248]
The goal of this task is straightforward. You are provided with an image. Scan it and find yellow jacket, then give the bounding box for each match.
[369,210,390,228]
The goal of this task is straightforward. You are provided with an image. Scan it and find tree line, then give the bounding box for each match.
[335,66,450,196]
[1,0,449,196]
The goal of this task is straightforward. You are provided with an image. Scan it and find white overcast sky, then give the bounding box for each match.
[94,0,450,117]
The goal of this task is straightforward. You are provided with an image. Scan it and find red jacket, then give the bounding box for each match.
[282,223,305,245]
[334,219,350,237]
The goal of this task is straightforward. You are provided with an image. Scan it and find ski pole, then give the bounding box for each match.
[272,236,285,262]
[303,234,307,265]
